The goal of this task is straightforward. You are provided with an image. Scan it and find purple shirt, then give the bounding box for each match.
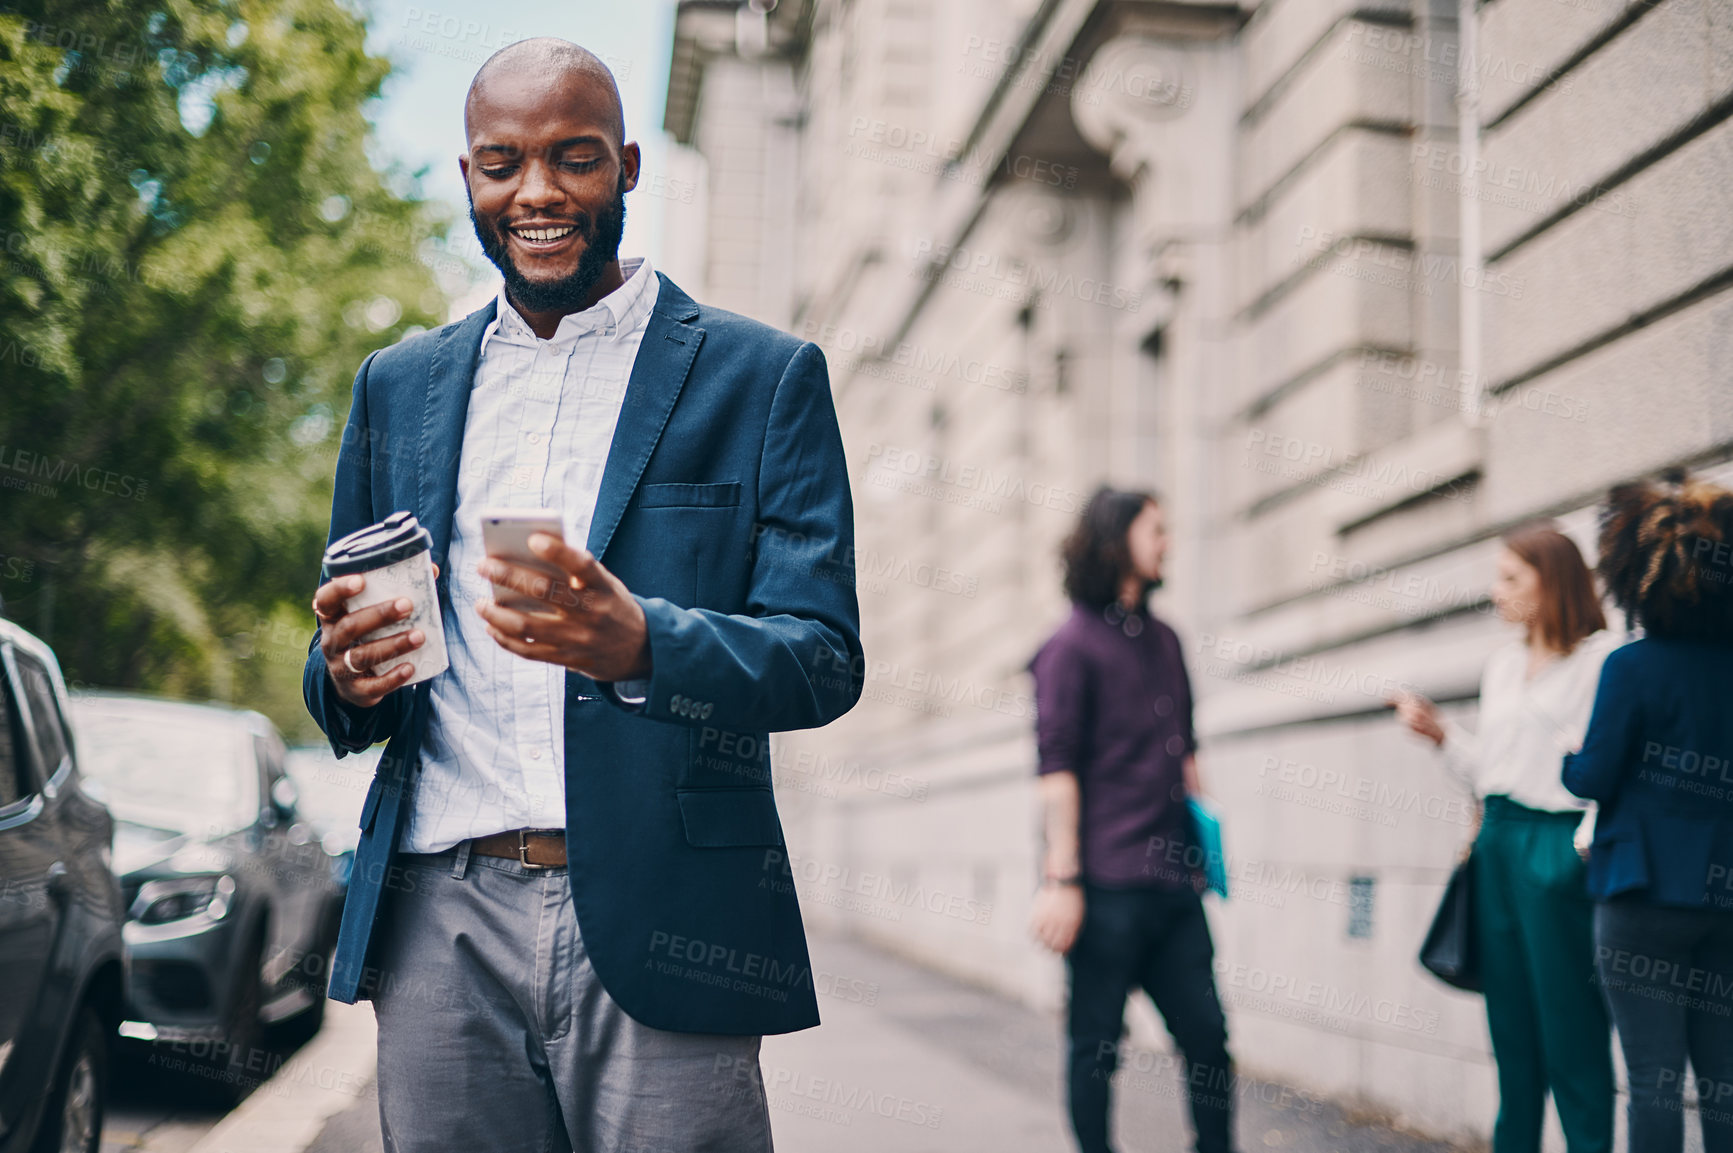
[1029,602,1197,889]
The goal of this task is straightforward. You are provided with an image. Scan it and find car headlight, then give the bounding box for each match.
[130,875,236,925]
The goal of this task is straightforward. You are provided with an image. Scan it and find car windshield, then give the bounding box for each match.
[70,699,257,835]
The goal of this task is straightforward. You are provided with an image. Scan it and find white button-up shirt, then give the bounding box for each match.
[1440,628,1623,813]
[401,257,659,854]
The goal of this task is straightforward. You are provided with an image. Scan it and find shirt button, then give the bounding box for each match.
[527,432,542,444]
[530,749,543,760]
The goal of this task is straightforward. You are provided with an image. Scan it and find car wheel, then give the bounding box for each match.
[271,944,330,1049]
[276,988,326,1047]
[218,935,267,1102]
[32,1007,106,1153]
[185,932,265,1106]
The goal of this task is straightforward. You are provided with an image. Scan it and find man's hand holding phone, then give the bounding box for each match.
[476,510,651,683]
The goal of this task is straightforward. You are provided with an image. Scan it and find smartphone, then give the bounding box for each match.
[479,508,566,614]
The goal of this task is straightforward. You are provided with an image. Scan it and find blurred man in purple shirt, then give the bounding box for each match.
[1028,486,1236,1153]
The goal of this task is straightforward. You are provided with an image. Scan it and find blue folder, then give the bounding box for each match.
[1187,797,1228,899]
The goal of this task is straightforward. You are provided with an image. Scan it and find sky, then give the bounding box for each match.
[357,0,680,319]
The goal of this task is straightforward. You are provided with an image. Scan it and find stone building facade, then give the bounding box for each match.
[660,0,1733,1138]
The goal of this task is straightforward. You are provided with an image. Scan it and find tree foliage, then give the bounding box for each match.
[0,0,445,734]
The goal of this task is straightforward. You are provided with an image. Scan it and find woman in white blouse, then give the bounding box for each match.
[1394,523,1619,1153]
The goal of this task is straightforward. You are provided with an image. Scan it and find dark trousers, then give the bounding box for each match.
[1475,796,1615,1153]
[1065,884,1233,1153]
[1595,898,1733,1153]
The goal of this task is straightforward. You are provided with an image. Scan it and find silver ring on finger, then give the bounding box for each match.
[343,648,363,676]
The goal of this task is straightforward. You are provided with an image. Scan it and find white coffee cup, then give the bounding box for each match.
[322,512,449,686]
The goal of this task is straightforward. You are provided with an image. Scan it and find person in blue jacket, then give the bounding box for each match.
[1564,470,1733,1153]
[302,39,862,1153]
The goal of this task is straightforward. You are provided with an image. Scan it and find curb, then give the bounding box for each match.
[184,1003,377,1153]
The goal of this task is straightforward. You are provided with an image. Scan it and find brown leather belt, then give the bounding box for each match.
[470,828,567,869]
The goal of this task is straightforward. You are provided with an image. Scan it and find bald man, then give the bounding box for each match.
[302,39,863,1153]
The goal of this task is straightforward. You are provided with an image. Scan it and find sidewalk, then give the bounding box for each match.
[185,1000,378,1153]
[290,928,1462,1153]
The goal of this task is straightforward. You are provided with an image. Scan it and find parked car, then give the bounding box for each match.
[67,693,341,1098]
[283,744,382,897]
[0,620,125,1153]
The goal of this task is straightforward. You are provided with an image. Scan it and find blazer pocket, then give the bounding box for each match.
[1597,833,1652,897]
[638,482,742,509]
[676,788,783,848]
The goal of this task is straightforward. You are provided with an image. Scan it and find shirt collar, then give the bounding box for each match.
[479,256,657,355]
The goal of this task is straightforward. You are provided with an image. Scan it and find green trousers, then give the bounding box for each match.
[1474,795,1614,1153]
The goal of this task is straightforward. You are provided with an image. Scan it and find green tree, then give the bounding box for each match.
[0,0,447,737]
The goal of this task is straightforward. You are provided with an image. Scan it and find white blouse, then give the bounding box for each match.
[1440,629,1624,813]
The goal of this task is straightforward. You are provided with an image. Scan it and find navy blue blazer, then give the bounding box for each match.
[1563,637,1733,910]
[302,274,863,1034]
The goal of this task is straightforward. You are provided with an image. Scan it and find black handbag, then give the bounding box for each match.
[1419,853,1481,992]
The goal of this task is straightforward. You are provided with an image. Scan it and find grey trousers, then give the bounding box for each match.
[371,844,774,1153]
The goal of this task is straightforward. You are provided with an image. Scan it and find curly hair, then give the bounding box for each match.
[1061,486,1159,609]
[1596,468,1733,643]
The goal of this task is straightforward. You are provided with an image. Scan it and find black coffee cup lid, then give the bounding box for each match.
[322,511,431,578]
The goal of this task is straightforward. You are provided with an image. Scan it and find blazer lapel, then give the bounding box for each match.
[585,273,705,561]
[419,301,497,572]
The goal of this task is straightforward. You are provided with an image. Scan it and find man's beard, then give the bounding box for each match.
[470,172,628,314]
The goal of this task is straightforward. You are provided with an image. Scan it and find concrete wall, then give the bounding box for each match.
[663,0,1733,1139]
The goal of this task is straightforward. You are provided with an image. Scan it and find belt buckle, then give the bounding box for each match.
[517,829,554,871]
